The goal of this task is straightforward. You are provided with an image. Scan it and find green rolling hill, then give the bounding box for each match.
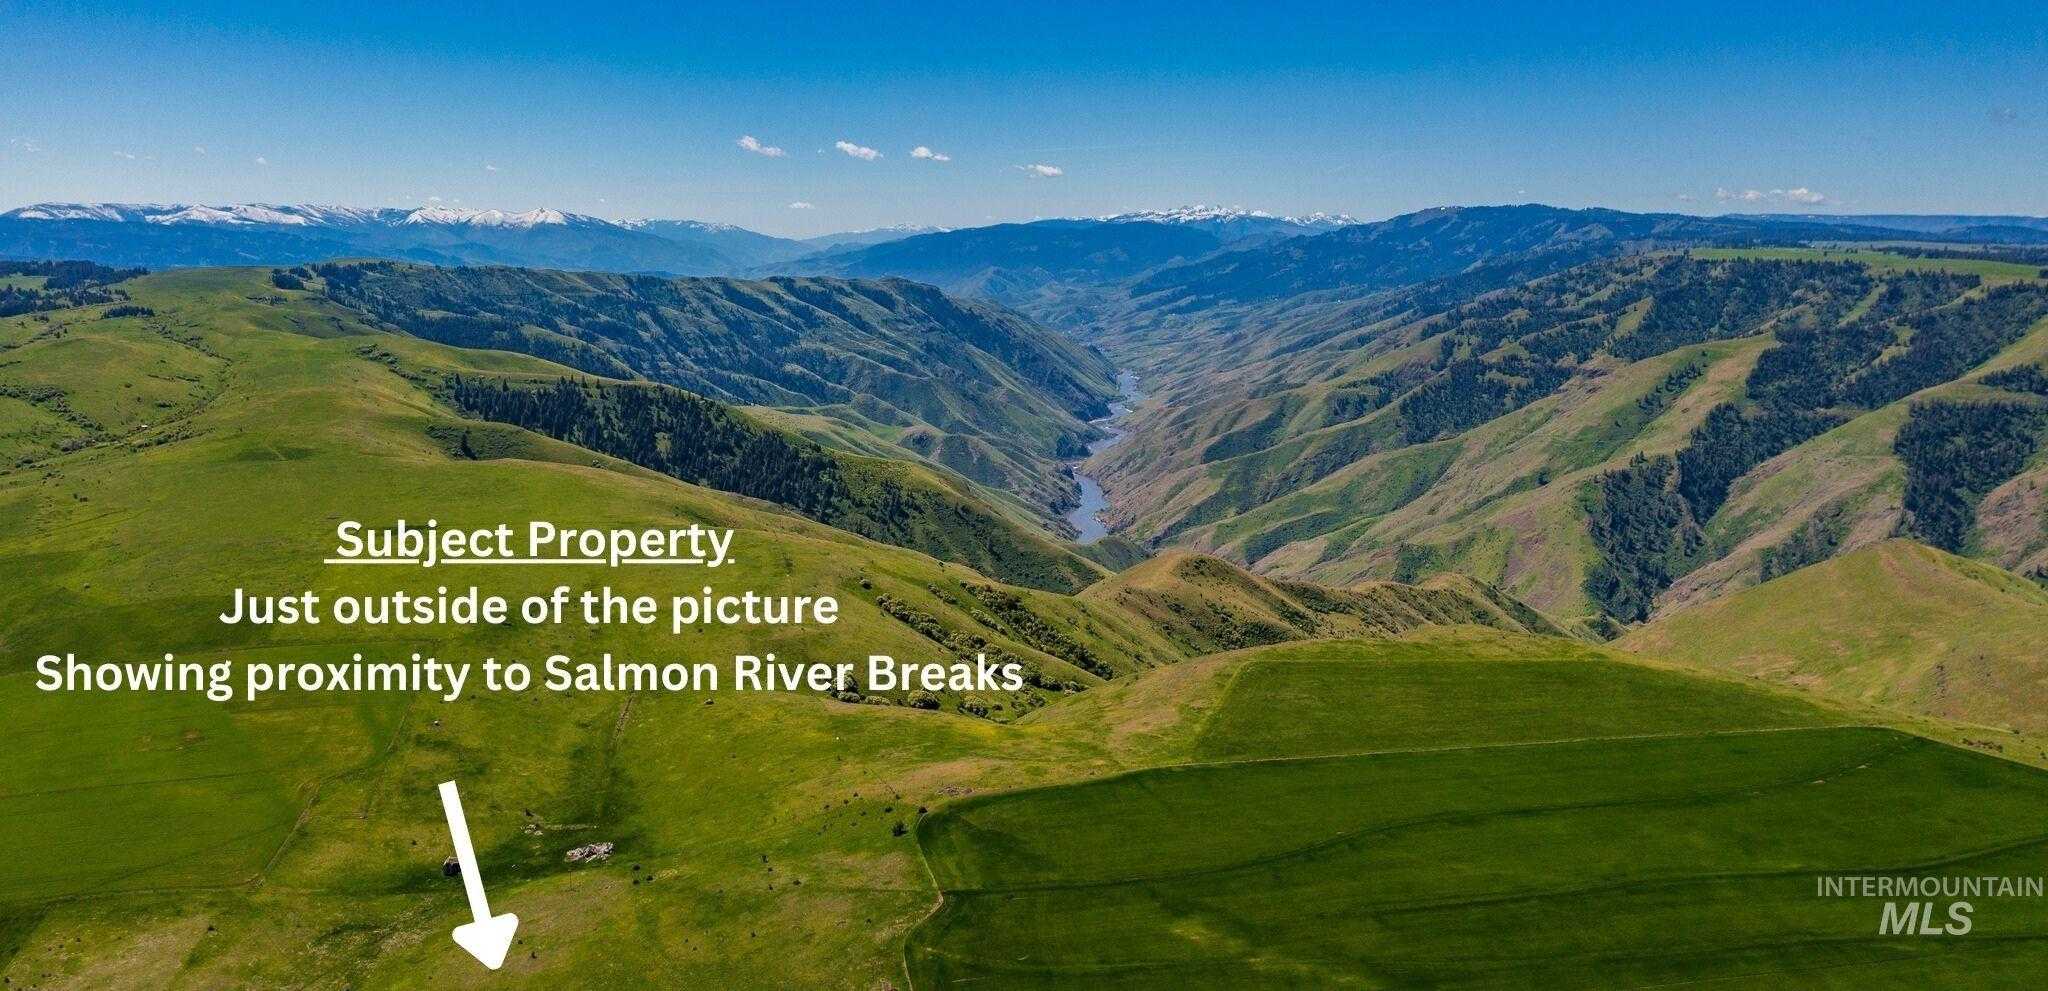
[4,261,2048,988]
[1623,538,2048,755]
[0,266,1584,988]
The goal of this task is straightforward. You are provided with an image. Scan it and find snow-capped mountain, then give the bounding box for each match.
[619,218,739,233]
[0,201,795,274]
[6,202,407,227]
[0,201,1359,276]
[8,202,634,232]
[1104,205,1354,226]
[397,206,613,228]
[1102,205,1360,241]
[5,202,172,223]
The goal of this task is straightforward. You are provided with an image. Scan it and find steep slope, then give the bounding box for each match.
[1,267,1107,592]
[1079,205,1954,400]
[1083,248,2048,621]
[1622,539,2048,740]
[311,260,1118,519]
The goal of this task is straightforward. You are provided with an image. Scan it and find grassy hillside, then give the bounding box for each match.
[0,267,1597,989]
[313,260,1118,520]
[9,263,2048,989]
[1623,539,2048,748]
[3,266,1118,594]
[908,636,2048,988]
[1087,248,2048,621]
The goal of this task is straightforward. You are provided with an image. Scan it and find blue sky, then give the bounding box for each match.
[2,0,2044,236]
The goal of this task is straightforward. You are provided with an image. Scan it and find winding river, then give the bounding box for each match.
[1065,371,1142,544]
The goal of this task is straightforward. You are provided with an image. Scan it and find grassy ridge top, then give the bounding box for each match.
[1624,538,2048,749]
[1077,551,1568,656]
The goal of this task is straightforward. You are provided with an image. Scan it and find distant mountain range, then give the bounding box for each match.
[798,224,952,252]
[764,204,2048,328]
[0,202,954,274]
[1758,212,2048,241]
[1119,205,1920,309]
[0,201,759,273]
[767,219,1228,302]
[6,200,2046,308]
[0,201,1367,277]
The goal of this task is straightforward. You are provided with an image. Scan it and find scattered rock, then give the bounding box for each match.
[565,841,615,864]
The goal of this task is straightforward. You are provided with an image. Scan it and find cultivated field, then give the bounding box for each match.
[909,642,2048,988]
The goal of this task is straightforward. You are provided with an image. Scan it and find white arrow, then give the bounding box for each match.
[438,780,520,970]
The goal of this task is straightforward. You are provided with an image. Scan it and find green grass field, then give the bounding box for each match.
[1191,638,1838,760]
[908,642,2048,988]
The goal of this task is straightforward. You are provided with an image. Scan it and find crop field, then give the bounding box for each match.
[908,647,2048,988]
[1191,640,1841,760]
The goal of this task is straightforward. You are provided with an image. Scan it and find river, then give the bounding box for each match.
[1065,371,1141,544]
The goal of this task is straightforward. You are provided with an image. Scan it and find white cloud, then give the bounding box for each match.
[254,155,270,166]
[193,145,207,155]
[1017,163,1064,178]
[835,140,881,161]
[113,150,136,160]
[10,137,45,154]
[1715,186,1827,206]
[787,201,815,209]
[911,145,951,162]
[484,163,499,172]
[1674,193,1696,202]
[737,134,786,157]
